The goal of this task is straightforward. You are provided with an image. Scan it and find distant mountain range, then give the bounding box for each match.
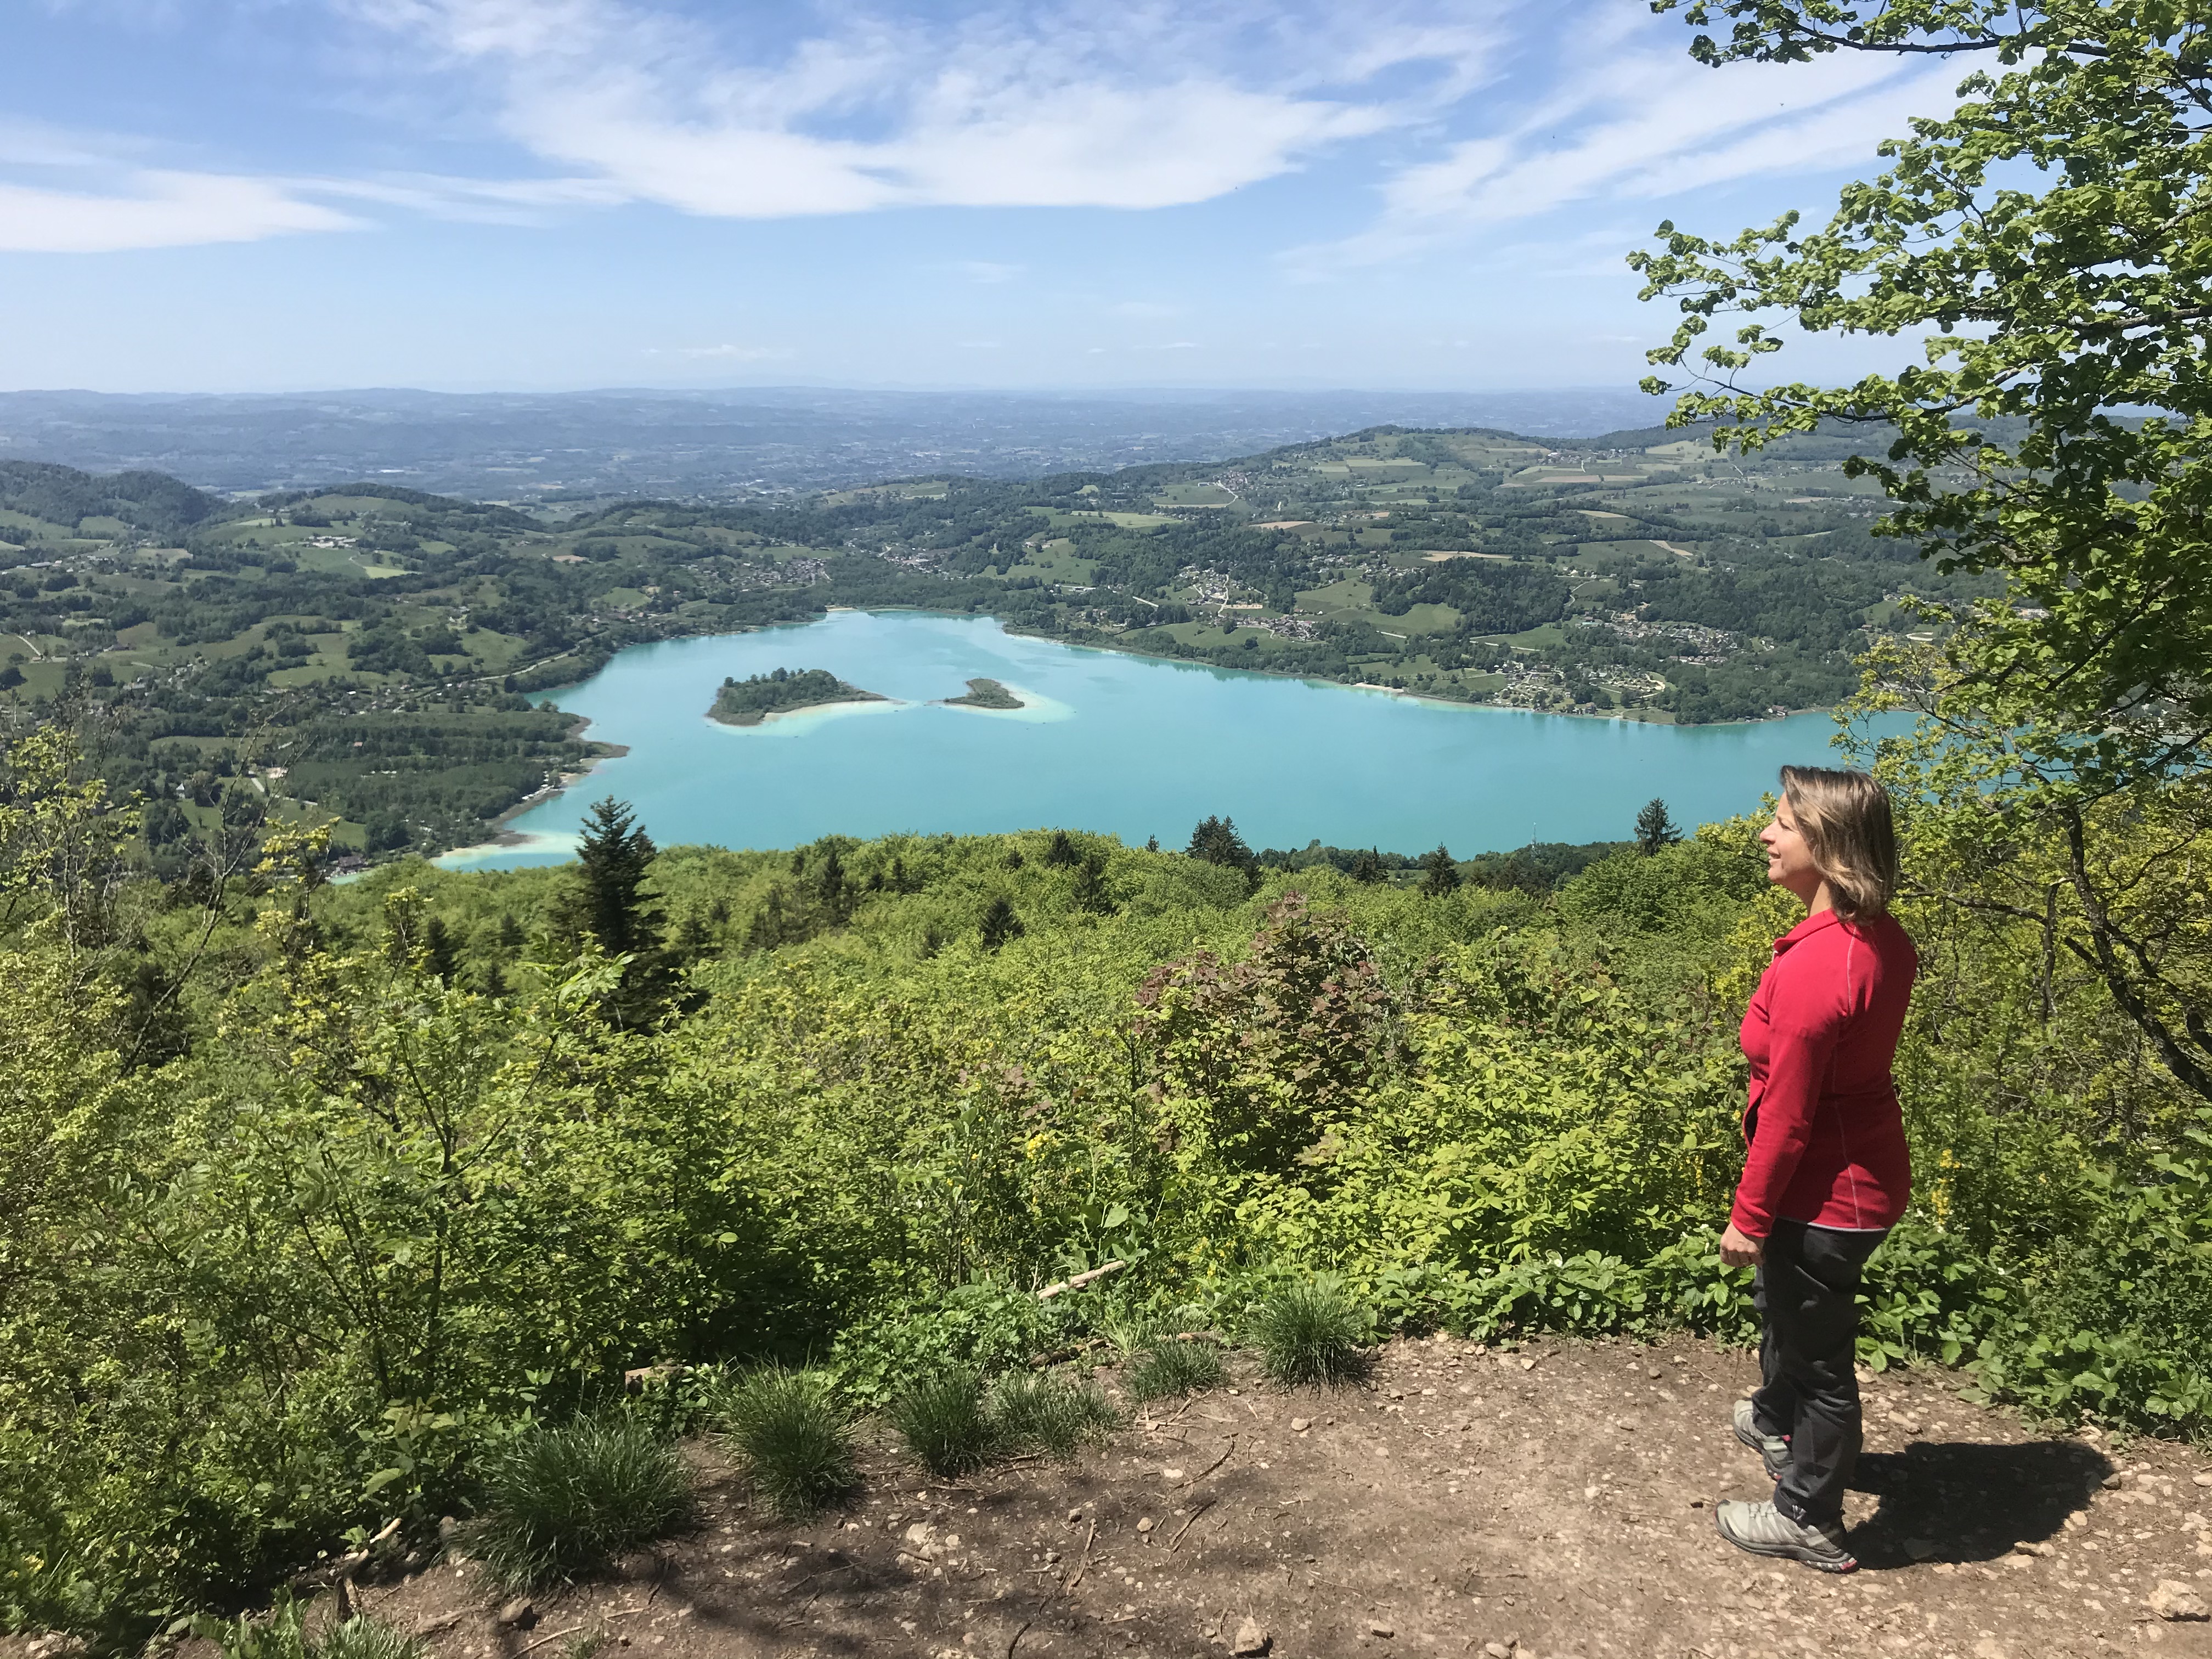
[0,386,1675,501]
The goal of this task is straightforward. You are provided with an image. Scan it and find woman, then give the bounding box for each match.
[1714,765,1915,1574]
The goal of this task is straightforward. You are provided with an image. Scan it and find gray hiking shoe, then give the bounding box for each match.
[1714,1499,1857,1573]
[1732,1397,1792,1478]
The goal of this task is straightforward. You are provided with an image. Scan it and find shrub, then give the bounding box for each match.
[1250,1282,1366,1386]
[988,1372,1118,1457]
[1125,1339,1225,1402]
[199,1596,422,1659]
[472,1414,695,1588]
[713,1368,855,1520]
[887,1367,998,1476]
[316,1619,428,1659]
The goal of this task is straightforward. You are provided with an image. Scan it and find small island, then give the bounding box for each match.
[710,667,888,725]
[942,677,1025,710]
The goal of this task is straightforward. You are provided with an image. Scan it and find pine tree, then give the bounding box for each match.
[572,797,663,957]
[1419,845,1462,897]
[421,915,460,985]
[979,896,1025,951]
[1187,816,1260,889]
[1043,830,1080,867]
[1073,853,1114,915]
[1635,798,1683,856]
[562,796,679,1025]
[1349,847,1384,884]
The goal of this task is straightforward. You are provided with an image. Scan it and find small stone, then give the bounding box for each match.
[1291,1417,1311,1432]
[1136,1517,1155,1533]
[1068,1508,1085,1522]
[1647,1368,1663,1380]
[2194,1473,2212,1488]
[2151,1580,2210,1621]
[1484,1646,1511,1659]
[2014,1540,2051,1558]
[1367,1622,1395,1638]
[1583,1486,1600,1500]
[905,1522,939,1548]
[2105,1471,2128,1489]
[437,1516,460,1541]
[944,1533,962,1548]
[2002,1552,2034,1571]
[496,1599,535,1629]
[1520,1357,1536,1370]
[1161,1468,1186,1480]
[1904,1537,1937,1560]
[1231,1617,1270,1656]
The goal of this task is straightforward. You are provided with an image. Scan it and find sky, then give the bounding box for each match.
[0,0,1967,394]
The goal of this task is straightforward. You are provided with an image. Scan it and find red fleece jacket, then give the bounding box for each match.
[1733,907,1917,1238]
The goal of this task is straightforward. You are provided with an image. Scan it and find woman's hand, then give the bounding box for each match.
[1719,1224,1764,1268]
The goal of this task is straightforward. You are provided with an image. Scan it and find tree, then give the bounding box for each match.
[570,797,661,957]
[1073,852,1114,915]
[1348,847,1384,885]
[979,895,1025,951]
[1043,830,1080,867]
[1418,845,1463,898]
[560,795,679,1025]
[1634,0,2212,751]
[1187,815,1259,889]
[1632,0,2212,1098]
[1635,798,1683,856]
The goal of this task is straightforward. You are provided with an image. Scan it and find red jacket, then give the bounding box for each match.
[1733,907,1916,1238]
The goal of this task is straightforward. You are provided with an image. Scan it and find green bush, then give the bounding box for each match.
[988,1372,1118,1457]
[198,1596,421,1659]
[887,1367,998,1477]
[471,1415,695,1588]
[1124,1339,1225,1402]
[712,1369,855,1520]
[1250,1282,1367,1386]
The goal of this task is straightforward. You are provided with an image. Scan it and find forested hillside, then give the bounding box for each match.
[0,420,1993,865]
[5,733,2210,1640]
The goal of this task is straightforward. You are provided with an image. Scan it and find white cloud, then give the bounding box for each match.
[0,170,360,252]
[1295,27,1962,271]
[346,0,1492,217]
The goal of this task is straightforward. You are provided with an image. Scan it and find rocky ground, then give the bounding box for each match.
[189,1335,2212,1659]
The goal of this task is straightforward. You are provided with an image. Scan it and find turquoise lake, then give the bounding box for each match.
[439,609,1873,870]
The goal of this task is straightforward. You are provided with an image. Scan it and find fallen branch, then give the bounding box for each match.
[1006,1617,1036,1659]
[1189,1436,1237,1483]
[1066,1519,1098,1588]
[1037,1261,1125,1301]
[1165,1499,1216,1553]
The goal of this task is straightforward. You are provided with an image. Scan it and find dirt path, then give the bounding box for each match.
[338,1335,2212,1659]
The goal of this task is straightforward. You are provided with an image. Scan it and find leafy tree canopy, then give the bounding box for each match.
[1635,0,2212,746]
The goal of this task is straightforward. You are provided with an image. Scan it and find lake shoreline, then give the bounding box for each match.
[517,605,1829,730]
[420,608,1864,872]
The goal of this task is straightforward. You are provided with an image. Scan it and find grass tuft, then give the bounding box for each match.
[1124,1338,1225,1402]
[314,1620,426,1659]
[1249,1281,1367,1386]
[713,1367,856,1520]
[472,1412,696,1588]
[988,1372,1119,1457]
[887,1367,999,1476]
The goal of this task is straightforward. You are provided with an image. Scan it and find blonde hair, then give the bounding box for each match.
[1779,765,1899,920]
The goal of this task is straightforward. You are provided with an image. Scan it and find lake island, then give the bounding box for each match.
[710,666,888,726]
[942,677,1024,709]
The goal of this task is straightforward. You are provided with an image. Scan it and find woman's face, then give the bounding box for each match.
[1760,795,1826,903]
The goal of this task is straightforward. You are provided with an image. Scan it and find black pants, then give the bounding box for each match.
[1751,1219,1887,1526]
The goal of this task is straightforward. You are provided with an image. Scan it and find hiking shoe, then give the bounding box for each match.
[1714,1499,1858,1572]
[1732,1397,1792,1478]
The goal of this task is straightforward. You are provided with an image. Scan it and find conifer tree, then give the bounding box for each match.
[562,795,679,1025]
[1634,798,1683,856]
[1418,845,1462,897]
[979,895,1025,951]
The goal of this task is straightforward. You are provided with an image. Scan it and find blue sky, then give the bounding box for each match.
[0,0,1964,393]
